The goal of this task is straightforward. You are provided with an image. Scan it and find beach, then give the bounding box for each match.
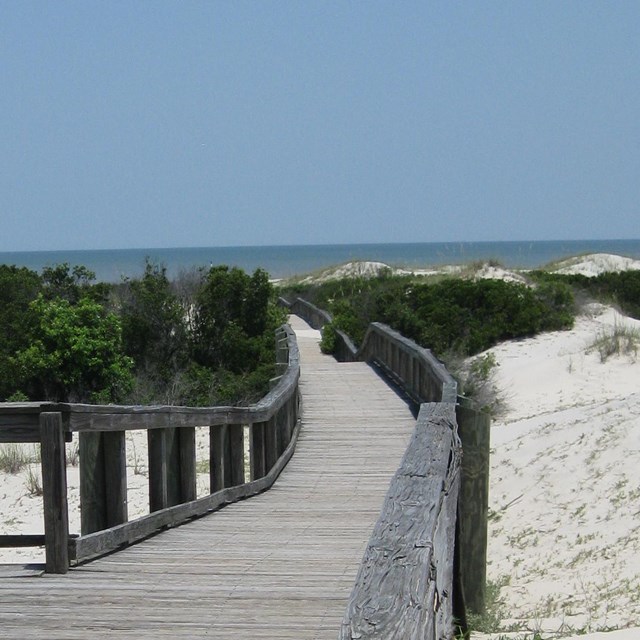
[1,253,640,639]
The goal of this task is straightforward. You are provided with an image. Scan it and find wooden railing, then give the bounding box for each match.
[281,296,490,638]
[0,324,300,574]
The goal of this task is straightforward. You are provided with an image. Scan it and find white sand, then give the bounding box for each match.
[552,253,640,277]
[2,253,640,640]
[476,302,640,638]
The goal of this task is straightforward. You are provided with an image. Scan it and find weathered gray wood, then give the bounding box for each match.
[179,426,197,503]
[250,422,266,480]
[57,358,298,433]
[104,431,128,527]
[40,412,69,574]
[228,423,245,487]
[148,428,172,511]
[0,534,46,547]
[358,322,457,404]
[79,431,106,534]
[80,431,127,534]
[71,417,303,564]
[0,317,420,639]
[264,414,278,472]
[456,400,491,615]
[339,403,462,640]
[210,424,228,492]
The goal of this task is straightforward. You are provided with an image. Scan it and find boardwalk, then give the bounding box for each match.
[0,316,415,639]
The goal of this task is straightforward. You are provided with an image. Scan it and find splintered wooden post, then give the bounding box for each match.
[40,412,69,574]
[456,400,491,615]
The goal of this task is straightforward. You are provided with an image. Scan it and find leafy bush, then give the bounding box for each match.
[0,265,43,399]
[286,275,575,358]
[119,259,189,394]
[12,294,134,403]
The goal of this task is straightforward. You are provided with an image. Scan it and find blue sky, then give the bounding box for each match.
[1,1,639,251]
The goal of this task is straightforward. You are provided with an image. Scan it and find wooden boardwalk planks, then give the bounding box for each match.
[0,316,415,639]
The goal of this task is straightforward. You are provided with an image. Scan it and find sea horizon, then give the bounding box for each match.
[1,239,640,282]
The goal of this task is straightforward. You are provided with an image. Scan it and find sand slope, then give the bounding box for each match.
[479,303,640,638]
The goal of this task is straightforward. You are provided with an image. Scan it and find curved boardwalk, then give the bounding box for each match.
[0,316,415,639]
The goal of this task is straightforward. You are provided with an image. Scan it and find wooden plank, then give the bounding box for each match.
[40,412,69,574]
[339,403,462,640]
[0,535,46,548]
[59,367,299,433]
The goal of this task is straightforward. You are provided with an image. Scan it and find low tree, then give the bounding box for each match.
[0,265,42,400]
[119,260,188,396]
[12,294,134,403]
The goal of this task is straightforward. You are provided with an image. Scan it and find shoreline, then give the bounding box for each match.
[2,240,640,282]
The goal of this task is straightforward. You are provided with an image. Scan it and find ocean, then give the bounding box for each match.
[1,239,640,282]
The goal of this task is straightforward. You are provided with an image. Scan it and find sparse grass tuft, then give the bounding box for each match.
[466,575,511,634]
[25,466,43,496]
[0,443,35,474]
[587,324,640,362]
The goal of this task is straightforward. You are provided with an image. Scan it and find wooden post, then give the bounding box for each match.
[456,400,491,615]
[149,427,194,511]
[179,427,197,503]
[148,428,169,512]
[80,431,127,534]
[80,432,105,534]
[250,422,266,481]
[103,431,128,526]
[40,412,69,574]
[264,415,278,473]
[210,424,228,493]
[228,423,245,487]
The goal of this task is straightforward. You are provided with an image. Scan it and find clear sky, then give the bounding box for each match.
[1,1,639,251]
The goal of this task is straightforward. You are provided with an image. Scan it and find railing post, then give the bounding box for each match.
[264,414,278,473]
[250,422,266,480]
[179,427,197,503]
[210,423,245,490]
[228,423,245,487]
[456,400,491,615]
[40,412,69,574]
[149,427,195,511]
[80,431,128,534]
[210,424,228,493]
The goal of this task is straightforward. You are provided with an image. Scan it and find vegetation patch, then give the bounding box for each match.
[0,261,286,406]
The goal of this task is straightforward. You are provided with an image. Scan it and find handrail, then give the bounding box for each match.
[339,403,462,640]
[282,296,489,638]
[0,324,301,573]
